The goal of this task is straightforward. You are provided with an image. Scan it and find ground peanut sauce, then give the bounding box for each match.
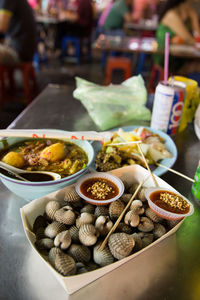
[80,178,119,200]
[150,190,190,214]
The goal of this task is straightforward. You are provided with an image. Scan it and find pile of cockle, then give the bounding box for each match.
[32,183,180,277]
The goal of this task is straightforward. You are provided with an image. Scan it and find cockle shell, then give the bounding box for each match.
[153,223,166,239]
[68,244,91,263]
[95,216,113,236]
[54,230,72,250]
[69,225,80,243]
[130,200,144,215]
[48,247,62,267]
[124,210,140,227]
[167,219,180,229]
[108,233,135,260]
[93,243,114,266]
[120,193,132,203]
[44,221,66,238]
[33,215,47,233]
[45,201,61,221]
[79,224,98,246]
[145,207,163,223]
[81,204,95,214]
[54,206,76,225]
[35,238,54,251]
[94,206,109,217]
[76,213,95,228]
[138,217,154,232]
[137,187,147,202]
[35,227,46,240]
[116,222,132,234]
[64,186,81,203]
[128,183,139,194]
[131,233,143,251]
[142,233,154,247]
[109,200,125,220]
[55,251,76,276]
[76,262,88,274]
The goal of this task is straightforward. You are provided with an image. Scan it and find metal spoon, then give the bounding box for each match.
[0,161,61,181]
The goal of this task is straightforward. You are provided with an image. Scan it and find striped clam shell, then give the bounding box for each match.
[120,193,132,204]
[69,225,80,243]
[35,238,54,251]
[81,204,95,214]
[45,201,61,221]
[167,219,180,229]
[76,262,88,274]
[79,224,98,246]
[64,186,81,203]
[48,247,62,267]
[130,200,144,215]
[93,243,114,267]
[145,207,163,223]
[137,187,147,202]
[138,217,154,232]
[108,233,135,260]
[33,215,47,233]
[76,213,95,229]
[116,222,132,234]
[55,251,76,276]
[54,206,76,225]
[109,200,125,220]
[131,233,143,252]
[54,230,72,250]
[35,227,46,240]
[95,216,113,236]
[44,221,66,239]
[68,244,91,263]
[153,223,166,239]
[124,210,140,227]
[142,233,154,247]
[94,206,109,217]
[128,183,139,194]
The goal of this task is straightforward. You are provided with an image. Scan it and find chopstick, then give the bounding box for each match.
[107,141,142,146]
[99,177,148,251]
[156,162,195,183]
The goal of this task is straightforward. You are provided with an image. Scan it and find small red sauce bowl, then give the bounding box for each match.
[75,172,124,206]
[145,187,194,220]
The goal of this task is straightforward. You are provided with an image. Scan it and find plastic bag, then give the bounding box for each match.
[73,76,151,130]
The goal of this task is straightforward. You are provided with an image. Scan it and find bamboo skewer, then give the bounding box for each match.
[137,143,159,187]
[99,178,147,251]
[156,162,195,183]
[107,141,142,146]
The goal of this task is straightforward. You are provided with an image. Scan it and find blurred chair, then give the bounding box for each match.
[104,56,132,85]
[61,36,92,64]
[148,64,164,93]
[0,62,37,107]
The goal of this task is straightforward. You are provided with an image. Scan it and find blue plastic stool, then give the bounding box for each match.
[61,36,81,64]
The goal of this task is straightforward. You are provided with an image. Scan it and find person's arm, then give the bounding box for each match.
[162,10,195,45]
[0,10,12,33]
[124,12,132,23]
[188,6,200,36]
[132,0,147,22]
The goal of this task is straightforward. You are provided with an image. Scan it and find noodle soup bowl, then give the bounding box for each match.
[0,137,94,201]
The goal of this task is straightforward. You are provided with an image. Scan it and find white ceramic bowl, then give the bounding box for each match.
[145,187,194,220]
[75,172,124,205]
[0,137,94,201]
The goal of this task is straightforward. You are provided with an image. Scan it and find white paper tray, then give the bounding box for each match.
[20,165,184,295]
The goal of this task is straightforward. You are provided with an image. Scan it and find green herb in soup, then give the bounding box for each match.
[0,139,88,178]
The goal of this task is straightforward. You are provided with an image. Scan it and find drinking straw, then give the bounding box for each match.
[164,32,170,85]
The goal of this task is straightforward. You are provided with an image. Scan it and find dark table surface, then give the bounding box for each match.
[0,84,200,300]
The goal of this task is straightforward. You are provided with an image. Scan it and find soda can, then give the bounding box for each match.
[151,81,186,135]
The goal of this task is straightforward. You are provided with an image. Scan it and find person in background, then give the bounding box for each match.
[154,0,200,73]
[104,0,132,34]
[0,0,37,65]
[98,0,115,30]
[132,0,160,22]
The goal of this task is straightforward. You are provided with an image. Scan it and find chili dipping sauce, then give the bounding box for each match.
[150,190,190,214]
[80,177,119,200]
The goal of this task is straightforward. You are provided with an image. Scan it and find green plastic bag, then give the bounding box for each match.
[73,75,151,130]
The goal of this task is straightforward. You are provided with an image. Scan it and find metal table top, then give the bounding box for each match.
[0,84,200,300]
